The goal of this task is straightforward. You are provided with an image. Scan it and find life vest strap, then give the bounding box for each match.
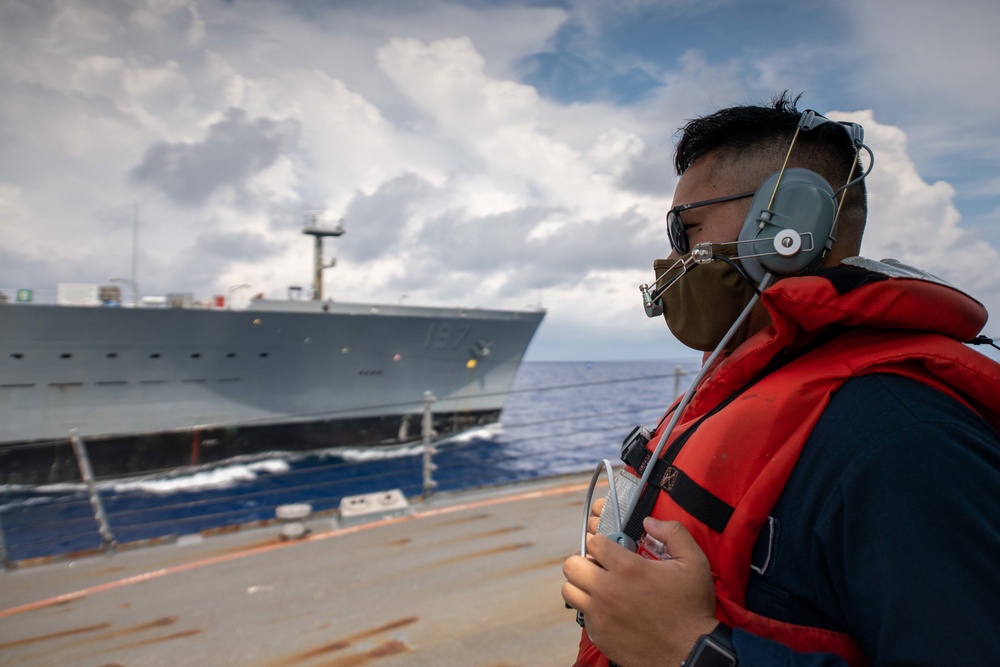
[624,457,735,538]
[661,465,734,534]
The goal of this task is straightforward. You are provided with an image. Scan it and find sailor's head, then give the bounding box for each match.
[668,92,868,266]
[653,93,870,352]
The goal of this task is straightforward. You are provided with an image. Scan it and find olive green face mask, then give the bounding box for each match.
[652,246,758,352]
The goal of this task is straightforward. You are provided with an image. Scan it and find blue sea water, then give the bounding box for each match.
[0,359,700,563]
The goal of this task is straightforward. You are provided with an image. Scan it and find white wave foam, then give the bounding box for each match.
[327,423,503,461]
[437,423,503,445]
[110,459,291,495]
[31,482,86,494]
[331,443,426,462]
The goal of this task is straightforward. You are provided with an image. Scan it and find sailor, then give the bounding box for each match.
[561,93,1000,666]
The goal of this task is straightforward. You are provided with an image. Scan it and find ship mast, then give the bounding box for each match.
[302,212,345,301]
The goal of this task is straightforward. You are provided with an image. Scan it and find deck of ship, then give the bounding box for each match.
[0,473,593,666]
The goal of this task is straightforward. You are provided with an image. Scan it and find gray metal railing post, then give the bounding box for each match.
[69,429,117,552]
[0,508,9,570]
[674,365,684,399]
[421,391,438,500]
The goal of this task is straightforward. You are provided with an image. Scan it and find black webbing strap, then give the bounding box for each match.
[622,451,736,540]
[622,473,663,542]
[660,465,734,534]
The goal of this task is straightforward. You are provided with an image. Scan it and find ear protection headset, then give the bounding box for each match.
[736,110,872,282]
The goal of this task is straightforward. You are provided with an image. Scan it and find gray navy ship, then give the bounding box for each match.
[0,225,545,484]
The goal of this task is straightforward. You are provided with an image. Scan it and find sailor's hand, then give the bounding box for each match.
[587,497,605,536]
[562,517,718,667]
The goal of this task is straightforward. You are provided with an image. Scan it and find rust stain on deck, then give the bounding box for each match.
[87,616,180,642]
[270,617,419,666]
[424,525,527,549]
[108,628,202,650]
[318,639,410,667]
[411,542,536,574]
[423,512,492,528]
[500,554,569,576]
[384,537,412,546]
[0,622,112,649]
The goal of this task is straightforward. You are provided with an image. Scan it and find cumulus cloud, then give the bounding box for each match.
[847,0,1000,118]
[845,0,1000,232]
[130,108,301,206]
[0,0,996,361]
[341,173,441,262]
[196,228,284,263]
[839,110,1000,317]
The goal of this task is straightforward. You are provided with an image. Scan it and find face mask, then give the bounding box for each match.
[652,246,758,352]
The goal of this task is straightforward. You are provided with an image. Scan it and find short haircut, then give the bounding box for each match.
[674,92,868,255]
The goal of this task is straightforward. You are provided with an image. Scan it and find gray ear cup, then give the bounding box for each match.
[737,168,837,282]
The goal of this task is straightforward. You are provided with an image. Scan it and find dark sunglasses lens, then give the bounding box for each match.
[667,211,688,254]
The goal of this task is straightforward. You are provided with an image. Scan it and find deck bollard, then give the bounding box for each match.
[69,429,117,552]
[276,503,312,540]
[339,490,412,527]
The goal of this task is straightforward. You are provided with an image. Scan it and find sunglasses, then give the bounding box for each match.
[666,190,756,255]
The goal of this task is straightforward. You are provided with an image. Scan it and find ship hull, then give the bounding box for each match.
[0,300,544,483]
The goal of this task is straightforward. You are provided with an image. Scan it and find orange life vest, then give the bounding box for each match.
[574,265,1000,666]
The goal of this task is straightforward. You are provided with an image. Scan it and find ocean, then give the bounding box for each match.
[0,359,701,564]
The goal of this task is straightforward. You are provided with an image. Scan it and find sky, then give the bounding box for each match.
[1,0,999,362]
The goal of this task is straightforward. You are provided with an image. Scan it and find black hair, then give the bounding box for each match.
[674,92,868,253]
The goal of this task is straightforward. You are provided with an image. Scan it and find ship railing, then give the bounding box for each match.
[0,365,698,569]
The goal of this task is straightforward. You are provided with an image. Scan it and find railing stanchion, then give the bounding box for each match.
[0,507,9,570]
[69,429,117,552]
[421,391,438,500]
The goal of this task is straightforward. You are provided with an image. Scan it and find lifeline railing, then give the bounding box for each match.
[0,364,697,568]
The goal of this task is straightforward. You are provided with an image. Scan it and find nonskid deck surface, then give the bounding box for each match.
[0,473,592,666]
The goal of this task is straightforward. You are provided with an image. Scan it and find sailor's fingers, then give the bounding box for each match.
[562,553,606,612]
[586,497,606,536]
[642,517,707,568]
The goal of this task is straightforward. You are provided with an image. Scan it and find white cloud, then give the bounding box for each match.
[379,36,541,131]
[845,0,1000,255]
[848,0,1000,113]
[834,109,1000,320]
[0,0,996,359]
